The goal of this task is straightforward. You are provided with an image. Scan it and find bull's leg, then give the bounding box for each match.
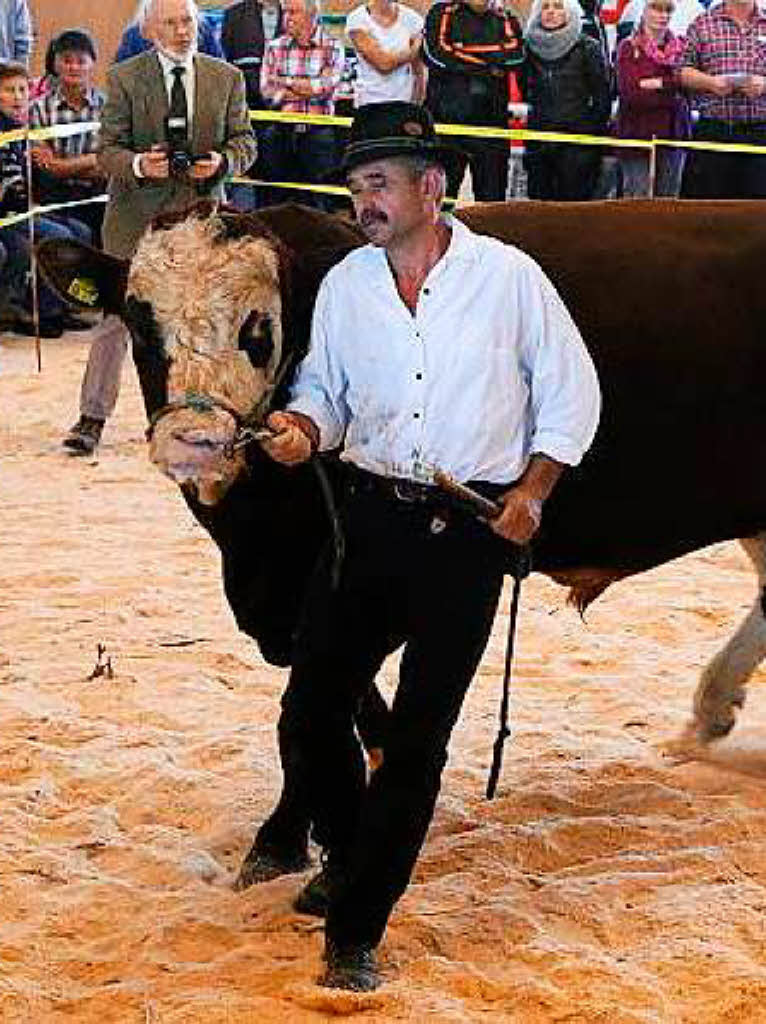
[688,532,766,744]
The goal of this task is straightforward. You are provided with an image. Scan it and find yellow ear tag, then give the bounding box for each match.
[67,276,100,306]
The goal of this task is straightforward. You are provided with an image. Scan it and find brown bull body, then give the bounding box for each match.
[37,199,766,752]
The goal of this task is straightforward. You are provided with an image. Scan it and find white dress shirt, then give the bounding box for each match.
[133,50,196,178]
[288,216,601,485]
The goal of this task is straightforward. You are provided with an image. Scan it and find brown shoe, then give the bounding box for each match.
[62,416,104,455]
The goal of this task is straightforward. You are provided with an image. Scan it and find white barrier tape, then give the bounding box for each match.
[0,194,107,230]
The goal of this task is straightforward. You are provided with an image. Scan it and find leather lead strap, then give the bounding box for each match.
[486,548,530,800]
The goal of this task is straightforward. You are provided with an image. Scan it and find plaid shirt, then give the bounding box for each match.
[261,22,344,115]
[683,3,766,122]
[29,83,105,157]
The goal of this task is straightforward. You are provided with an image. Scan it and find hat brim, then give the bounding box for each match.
[321,137,466,184]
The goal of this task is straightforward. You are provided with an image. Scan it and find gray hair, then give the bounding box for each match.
[395,155,447,204]
[287,0,321,15]
[137,0,199,29]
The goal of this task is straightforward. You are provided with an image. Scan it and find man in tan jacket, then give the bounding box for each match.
[63,0,256,455]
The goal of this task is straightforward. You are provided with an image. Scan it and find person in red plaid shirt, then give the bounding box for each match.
[259,0,344,207]
[679,0,766,197]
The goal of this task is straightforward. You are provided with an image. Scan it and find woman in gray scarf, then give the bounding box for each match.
[522,0,611,199]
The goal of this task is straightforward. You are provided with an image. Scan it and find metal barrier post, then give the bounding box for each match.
[23,125,41,372]
[649,135,657,199]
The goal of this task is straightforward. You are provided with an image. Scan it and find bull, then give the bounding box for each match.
[38,198,766,885]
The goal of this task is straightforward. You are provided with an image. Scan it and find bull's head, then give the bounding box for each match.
[38,206,286,506]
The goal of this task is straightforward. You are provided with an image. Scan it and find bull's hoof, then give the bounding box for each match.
[233,847,311,891]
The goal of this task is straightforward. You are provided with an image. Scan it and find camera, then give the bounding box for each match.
[165,113,193,177]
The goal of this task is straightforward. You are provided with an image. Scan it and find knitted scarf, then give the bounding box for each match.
[631,22,685,66]
[525,1,583,62]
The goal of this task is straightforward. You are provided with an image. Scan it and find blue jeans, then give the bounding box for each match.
[0,214,91,318]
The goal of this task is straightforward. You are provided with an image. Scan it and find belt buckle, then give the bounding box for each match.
[393,480,428,503]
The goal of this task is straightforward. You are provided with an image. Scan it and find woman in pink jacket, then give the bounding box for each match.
[615,0,691,196]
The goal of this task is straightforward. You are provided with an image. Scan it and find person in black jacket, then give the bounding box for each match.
[523,0,611,200]
[220,0,283,210]
[422,0,525,200]
[221,0,283,110]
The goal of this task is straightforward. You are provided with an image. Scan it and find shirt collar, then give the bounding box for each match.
[365,214,480,278]
[156,49,195,78]
[51,81,97,111]
[711,2,766,22]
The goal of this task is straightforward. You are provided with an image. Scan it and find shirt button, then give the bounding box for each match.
[423,288,430,296]
[415,373,422,380]
[413,412,420,419]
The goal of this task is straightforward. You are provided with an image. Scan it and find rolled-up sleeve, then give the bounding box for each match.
[287,276,349,450]
[519,259,601,466]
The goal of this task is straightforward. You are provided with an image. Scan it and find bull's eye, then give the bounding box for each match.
[238,310,275,369]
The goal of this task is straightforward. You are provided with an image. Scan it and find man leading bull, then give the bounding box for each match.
[256,101,601,991]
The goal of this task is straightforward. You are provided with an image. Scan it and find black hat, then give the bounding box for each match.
[338,101,463,177]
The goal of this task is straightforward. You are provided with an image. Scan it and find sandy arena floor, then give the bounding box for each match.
[2,332,766,1023]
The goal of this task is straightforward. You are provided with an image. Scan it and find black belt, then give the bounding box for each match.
[349,468,442,505]
[348,467,511,508]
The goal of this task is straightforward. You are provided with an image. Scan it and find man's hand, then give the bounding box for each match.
[639,76,663,90]
[488,453,564,544]
[30,145,55,170]
[188,150,223,181]
[139,146,170,179]
[742,74,765,98]
[490,488,543,544]
[261,411,317,466]
[710,74,735,97]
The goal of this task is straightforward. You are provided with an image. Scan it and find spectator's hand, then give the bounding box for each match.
[639,76,663,90]
[710,74,734,97]
[261,411,314,466]
[489,488,543,545]
[31,146,55,170]
[286,77,314,98]
[139,145,170,179]
[742,74,765,98]
[407,32,422,60]
[188,150,223,181]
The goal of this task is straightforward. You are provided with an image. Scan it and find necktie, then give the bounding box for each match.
[169,65,188,139]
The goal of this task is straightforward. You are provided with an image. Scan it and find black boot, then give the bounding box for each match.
[319,939,381,992]
[233,841,310,890]
[293,854,347,917]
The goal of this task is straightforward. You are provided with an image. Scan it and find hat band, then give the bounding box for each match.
[344,135,439,157]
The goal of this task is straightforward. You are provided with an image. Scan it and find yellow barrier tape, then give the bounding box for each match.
[653,135,766,155]
[1,110,765,225]
[0,121,101,148]
[247,108,766,154]
[2,111,765,159]
[230,176,349,196]
[0,208,33,229]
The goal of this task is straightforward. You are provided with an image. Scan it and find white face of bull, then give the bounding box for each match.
[126,214,283,505]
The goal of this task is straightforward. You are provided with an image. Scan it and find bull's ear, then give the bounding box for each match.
[36,239,129,315]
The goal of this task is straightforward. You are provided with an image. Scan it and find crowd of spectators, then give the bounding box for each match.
[2,0,766,338]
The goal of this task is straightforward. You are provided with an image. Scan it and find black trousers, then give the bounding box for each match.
[681,119,766,199]
[446,135,510,202]
[256,123,340,210]
[525,141,602,201]
[276,482,508,949]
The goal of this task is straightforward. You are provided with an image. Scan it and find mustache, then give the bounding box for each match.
[359,209,388,229]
